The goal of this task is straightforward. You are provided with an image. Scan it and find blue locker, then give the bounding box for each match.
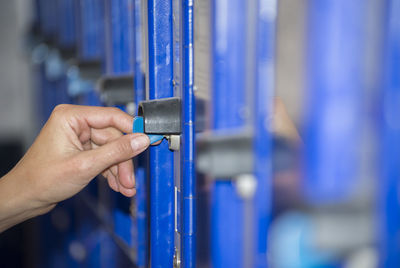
[30,0,400,267]
[303,0,367,202]
[210,0,248,265]
[380,0,400,266]
[193,0,276,267]
[76,0,105,62]
[104,0,134,75]
[57,0,77,52]
[103,0,136,252]
[252,0,276,266]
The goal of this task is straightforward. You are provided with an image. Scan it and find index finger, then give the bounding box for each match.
[71,105,134,133]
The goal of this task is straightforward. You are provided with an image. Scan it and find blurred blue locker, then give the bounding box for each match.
[380,0,400,267]
[303,0,367,203]
[30,0,400,267]
[193,0,276,267]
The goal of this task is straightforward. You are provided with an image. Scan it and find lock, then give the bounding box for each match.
[138,97,181,134]
[134,97,182,150]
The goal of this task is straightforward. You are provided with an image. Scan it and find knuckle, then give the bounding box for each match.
[108,106,122,114]
[109,107,123,121]
[51,104,70,118]
[103,128,123,143]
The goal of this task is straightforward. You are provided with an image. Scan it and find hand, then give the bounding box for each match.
[0,104,150,232]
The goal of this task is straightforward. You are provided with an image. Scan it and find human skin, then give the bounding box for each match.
[0,104,150,232]
[0,98,299,233]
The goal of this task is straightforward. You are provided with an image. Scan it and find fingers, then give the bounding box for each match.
[103,170,119,192]
[117,160,135,189]
[108,162,135,190]
[77,106,134,133]
[71,133,149,191]
[52,104,134,134]
[91,127,123,145]
[91,128,136,191]
[102,164,136,197]
[119,187,136,197]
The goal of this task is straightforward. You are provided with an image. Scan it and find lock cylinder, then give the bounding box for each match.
[138,97,181,134]
[134,97,182,150]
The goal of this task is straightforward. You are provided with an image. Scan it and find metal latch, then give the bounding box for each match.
[196,131,259,199]
[196,131,254,178]
[97,75,135,106]
[134,97,182,151]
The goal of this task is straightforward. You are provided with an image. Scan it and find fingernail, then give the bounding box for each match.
[131,135,150,151]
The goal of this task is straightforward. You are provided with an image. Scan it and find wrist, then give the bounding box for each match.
[0,172,54,232]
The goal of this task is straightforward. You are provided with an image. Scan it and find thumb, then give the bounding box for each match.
[74,133,150,179]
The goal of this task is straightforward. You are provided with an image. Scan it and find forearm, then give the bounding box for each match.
[0,172,52,232]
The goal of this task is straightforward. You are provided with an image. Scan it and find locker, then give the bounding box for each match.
[380,0,400,266]
[193,0,276,267]
[303,0,367,203]
[27,0,400,267]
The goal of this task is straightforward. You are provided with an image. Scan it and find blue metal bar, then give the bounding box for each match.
[133,0,145,103]
[104,0,113,74]
[111,0,121,73]
[132,1,148,266]
[211,0,247,267]
[147,0,175,266]
[380,0,400,266]
[304,0,367,202]
[118,0,134,74]
[180,0,196,267]
[252,0,276,267]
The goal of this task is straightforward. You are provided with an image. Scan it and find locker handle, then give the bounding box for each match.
[135,97,182,150]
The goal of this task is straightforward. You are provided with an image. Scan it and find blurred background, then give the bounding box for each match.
[0,0,398,267]
[0,1,39,267]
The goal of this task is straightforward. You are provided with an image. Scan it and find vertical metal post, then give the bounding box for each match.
[119,0,134,74]
[133,0,145,104]
[133,0,148,266]
[147,0,175,266]
[252,0,276,267]
[211,0,247,267]
[180,0,196,267]
[380,0,400,266]
[304,0,367,202]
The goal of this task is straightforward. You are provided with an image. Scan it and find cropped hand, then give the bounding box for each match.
[0,105,150,232]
